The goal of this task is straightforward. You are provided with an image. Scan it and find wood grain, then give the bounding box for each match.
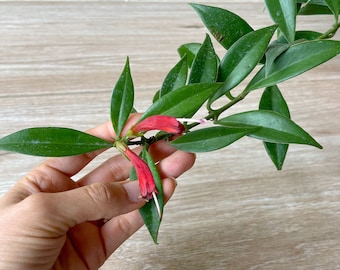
[0,2,339,269]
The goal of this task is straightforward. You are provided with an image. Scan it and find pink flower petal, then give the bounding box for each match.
[124,147,157,200]
[132,115,185,135]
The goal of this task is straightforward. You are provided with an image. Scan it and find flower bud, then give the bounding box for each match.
[124,147,157,200]
[131,115,185,135]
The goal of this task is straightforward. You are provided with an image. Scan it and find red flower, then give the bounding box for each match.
[124,146,157,200]
[131,115,185,135]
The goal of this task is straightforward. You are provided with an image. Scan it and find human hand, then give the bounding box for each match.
[0,115,195,269]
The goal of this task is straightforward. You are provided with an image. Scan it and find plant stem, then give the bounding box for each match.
[127,133,172,146]
[212,89,249,118]
[186,89,250,130]
[318,21,340,39]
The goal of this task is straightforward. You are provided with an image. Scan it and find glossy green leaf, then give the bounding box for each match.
[188,34,219,84]
[139,146,164,244]
[209,25,277,105]
[152,89,161,103]
[298,3,333,15]
[218,110,322,148]
[190,3,253,49]
[139,83,222,121]
[262,140,289,169]
[260,30,322,65]
[246,40,340,90]
[178,43,201,67]
[325,0,339,20]
[171,126,258,152]
[271,30,323,44]
[0,127,112,157]
[297,0,328,5]
[259,86,290,118]
[265,0,296,43]
[160,55,188,97]
[295,30,323,40]
[264,43,290,76]
[111,57,134,137]
[259,85,291,170]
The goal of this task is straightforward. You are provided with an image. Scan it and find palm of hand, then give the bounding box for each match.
[0,120,195,269]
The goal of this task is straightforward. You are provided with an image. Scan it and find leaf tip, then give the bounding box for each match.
[316,142,323,150]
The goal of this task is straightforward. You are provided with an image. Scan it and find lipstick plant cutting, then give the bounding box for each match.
[1,1,340,243]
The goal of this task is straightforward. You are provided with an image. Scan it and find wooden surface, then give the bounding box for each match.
[1,1,340,269]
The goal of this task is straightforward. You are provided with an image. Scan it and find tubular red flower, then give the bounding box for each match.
[131,115,185,135]
[124,147,157,200]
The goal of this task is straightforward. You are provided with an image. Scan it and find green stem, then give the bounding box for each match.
[186,89,250,130]
[318,21,340,39]
[212,90,249,118]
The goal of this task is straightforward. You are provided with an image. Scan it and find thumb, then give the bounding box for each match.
[26,181,145,231]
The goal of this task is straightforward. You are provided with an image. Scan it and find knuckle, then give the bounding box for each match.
[22,168,50,192]
[116,216,134,238]
[85,182,120,209]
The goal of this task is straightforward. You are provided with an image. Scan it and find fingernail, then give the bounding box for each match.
[123,181,143,203]
[169,176,178,186]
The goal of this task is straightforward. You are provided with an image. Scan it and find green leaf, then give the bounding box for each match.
[263,141,289,170]
[298,3,333,15]
[178,43,201,67]
[265,0,296,43]
[297,0,328,5]
[152,89,161,103]
[209,25,277,105]
[139,83,222,121]
[325,0,339,20]
[188,34,219,84]
[111,57,134,137]
[246,40,340,90]
[259,85,290,170]
[259,86,290,118]
[218,110,322,148]
[260,30,322,65]
[271,30,323,44]
[294,30,323,40]
[171,126,258,152]
[160,55,188,97]
[264,42,290,76]
[190,3,253,49]
[138,146,164,244]
[0,127,112,157]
